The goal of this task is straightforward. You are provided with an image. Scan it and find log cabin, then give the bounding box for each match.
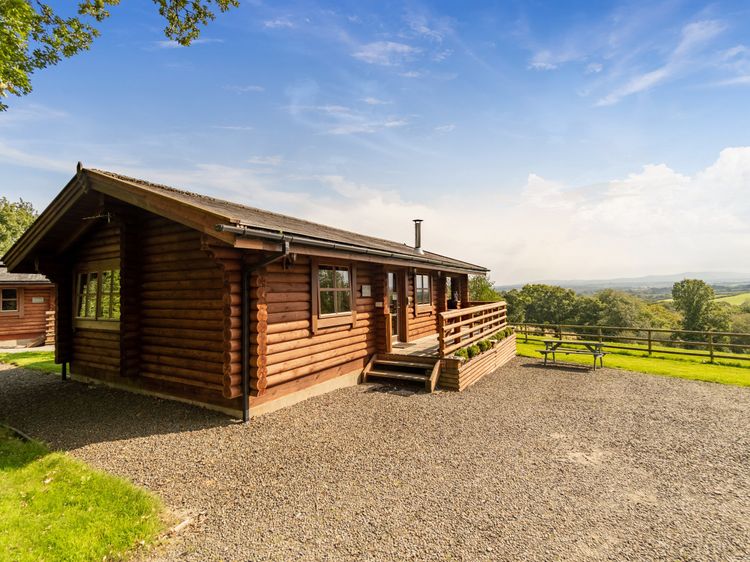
[3,165,514,419]
[0,263,55,347]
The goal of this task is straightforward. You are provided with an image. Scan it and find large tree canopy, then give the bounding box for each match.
[0,197,37,255]
[0,0,238,110]
[672,279,716,333]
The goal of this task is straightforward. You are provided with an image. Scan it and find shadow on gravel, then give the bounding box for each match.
[0,367,232,451]
[518,361,594,373]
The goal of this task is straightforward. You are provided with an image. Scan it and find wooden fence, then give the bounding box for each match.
[514,322,750,363]
[438,301,507,357]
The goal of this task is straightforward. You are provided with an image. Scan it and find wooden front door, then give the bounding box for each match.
[387,271,401,342]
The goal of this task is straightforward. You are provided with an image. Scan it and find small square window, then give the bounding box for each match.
[1,288,18,312]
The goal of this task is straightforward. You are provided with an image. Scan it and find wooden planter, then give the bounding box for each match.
[439,334,516,391]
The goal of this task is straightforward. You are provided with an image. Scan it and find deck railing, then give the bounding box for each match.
[514,322,750,363]
[438,301,508,357]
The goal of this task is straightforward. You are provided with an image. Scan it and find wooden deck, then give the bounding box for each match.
[389,334,440,358]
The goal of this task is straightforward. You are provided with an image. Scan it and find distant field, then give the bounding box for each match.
[715,292,750,306]
[657,291,750,306]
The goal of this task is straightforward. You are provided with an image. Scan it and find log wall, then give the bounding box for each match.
[70,221,121,378]
[253,256,377,406]
[138,216,231,401]
[0,285,55,343]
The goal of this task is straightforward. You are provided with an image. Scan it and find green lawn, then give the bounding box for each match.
[714,291,750,306]
[0,426,165,562]
[517,340,750,387]
[0,351,59,374]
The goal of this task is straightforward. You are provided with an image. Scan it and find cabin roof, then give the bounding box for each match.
[0,263,50,285]
[4,166,489,275]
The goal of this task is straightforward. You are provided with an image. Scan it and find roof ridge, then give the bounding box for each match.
[91,168,419,250]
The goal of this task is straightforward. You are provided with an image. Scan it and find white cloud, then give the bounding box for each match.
[597,19,725,106]
[248,155,283,166]
[399,70,423,78]
[225,85,265,93]
[585,62,603,74]
[434,124,455,133]
[263,18,295,29]
[361,97,390,105]
[352,42,420,66]
[403,12,453,42]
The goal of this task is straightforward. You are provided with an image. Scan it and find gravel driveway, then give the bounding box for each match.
[1,358,749,561]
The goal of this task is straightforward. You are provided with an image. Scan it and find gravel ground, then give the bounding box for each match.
[1,358,749,561]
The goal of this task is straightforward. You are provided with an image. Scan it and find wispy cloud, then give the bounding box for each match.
[287,103,410,135]
[248,155,283,166]
[212,125,254,131]
[361,97,391,105]
[597,19,726,106]
[263,18,295,29]
[403,12,454,43]
[224,85,265,93]
[352,41,420,66]
[434,124,455,133]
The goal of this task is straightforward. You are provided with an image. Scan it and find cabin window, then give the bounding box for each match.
[311,260,357,332]
[415,274,431,306]
[318,265,352,315]
[75,269,121,321]
[1,289,18,312]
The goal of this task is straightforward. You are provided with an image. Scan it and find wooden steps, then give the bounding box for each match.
[362,354,441,392]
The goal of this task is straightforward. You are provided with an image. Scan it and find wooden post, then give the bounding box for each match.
[708,331,714,363]
[438,313,445,357]
[648,329,652,356]
[597,326,603,346]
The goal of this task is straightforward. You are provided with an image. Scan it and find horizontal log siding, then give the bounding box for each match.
[407,272,440,341]
[138,217,227,398]
[0,286,55,342]
[257,257,376,403]
[71,222,121,378]
[440,334,516,391]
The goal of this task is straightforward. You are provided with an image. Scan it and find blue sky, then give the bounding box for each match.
[2,0,750,283]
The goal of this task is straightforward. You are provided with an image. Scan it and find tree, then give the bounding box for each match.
[468,275,501,303]
[518,284,578,325]
[0,197,37,255]
[501,288,528,324]
[672,279,715,333]
[0,0,238,110]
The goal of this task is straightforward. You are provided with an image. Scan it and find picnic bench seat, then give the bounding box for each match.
[539,340,606,370]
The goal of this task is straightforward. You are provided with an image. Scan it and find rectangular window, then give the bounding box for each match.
[318,265,352,315]
[1,288,18,312]
[415,274,431,306]
[76,269,121,321]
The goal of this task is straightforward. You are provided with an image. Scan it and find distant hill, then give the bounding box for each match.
[497,272,750,302]
[498,272,750,291]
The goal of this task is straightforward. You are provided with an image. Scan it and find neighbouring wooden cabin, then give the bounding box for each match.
[4,166,515,418]
[0,263,55,348]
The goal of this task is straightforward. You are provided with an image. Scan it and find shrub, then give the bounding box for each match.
[467,344,480,359]
[478,339,492,352]
[454,347,469,360]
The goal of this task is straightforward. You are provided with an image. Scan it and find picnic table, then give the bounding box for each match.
[539,339,606,370]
